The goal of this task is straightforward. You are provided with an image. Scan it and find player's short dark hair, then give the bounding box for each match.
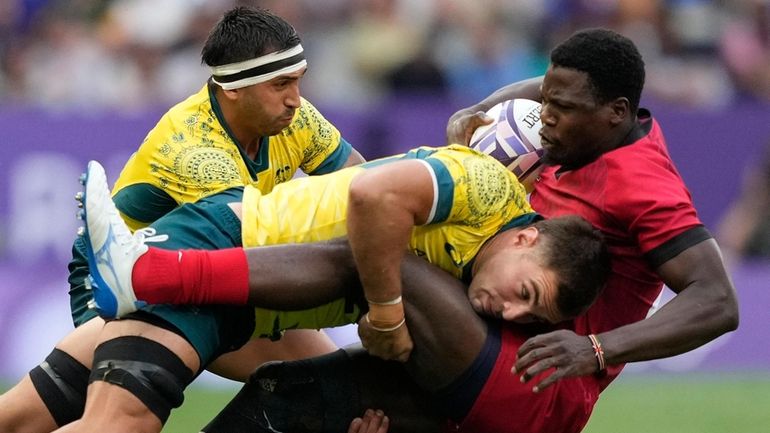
[201,6,301,67]
[533,215,611,320]
[551,28,645,113]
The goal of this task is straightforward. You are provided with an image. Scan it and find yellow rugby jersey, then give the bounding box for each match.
[112,83,352,230]
[242,144,538,281]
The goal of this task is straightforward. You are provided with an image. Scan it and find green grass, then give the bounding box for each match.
[164,373,770,433]
[164,385,237,432]
[583,373,770,433]
[5,373,770,432]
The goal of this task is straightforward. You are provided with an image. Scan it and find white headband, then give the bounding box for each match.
[210,44,306,90]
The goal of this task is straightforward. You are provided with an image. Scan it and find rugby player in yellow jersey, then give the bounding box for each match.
[78,144,610,432]
[80,144,610,369]
[0,7,365,433]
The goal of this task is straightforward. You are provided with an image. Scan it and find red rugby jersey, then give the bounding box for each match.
[530,111,709,389]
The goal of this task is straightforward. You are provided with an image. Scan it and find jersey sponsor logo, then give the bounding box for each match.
[258,378,278,393]
[275,165,292,184]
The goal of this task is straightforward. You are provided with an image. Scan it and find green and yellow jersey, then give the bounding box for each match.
[240,145,540,337]
[70,83,352,327]
[112,83,352,230]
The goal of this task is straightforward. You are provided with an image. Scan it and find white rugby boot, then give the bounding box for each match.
[76,160,166,318]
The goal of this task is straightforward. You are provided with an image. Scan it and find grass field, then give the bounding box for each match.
[3,373,767,432]
[161,372,770,433]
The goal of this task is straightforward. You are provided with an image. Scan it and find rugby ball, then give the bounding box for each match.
[469,98,543,191]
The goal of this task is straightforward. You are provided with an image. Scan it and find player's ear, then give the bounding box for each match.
[221,88,240,101]
[608,97,630,125]
[511,226,540,247]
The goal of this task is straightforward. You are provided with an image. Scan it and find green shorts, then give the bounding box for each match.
[69,188,254,367]
[252,301,364,341]
[69,186,366,367]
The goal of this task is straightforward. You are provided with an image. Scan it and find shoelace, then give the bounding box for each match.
[133,227,169,244]
[109,206,169,248]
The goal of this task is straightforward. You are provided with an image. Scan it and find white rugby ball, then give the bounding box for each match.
[469,98,543,191]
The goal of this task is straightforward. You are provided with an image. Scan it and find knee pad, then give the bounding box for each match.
[29,348,89,426]
[202,349,359,433]
[89,336,194,424]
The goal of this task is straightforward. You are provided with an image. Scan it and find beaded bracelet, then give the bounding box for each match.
[588,334,607,371]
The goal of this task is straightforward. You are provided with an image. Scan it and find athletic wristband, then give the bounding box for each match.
[588,334,606,371]
[365,314,406,332]
[365,298,405,332]
[367,297,405,325]
[366,295,403,306]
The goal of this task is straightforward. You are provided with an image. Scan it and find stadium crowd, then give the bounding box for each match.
[1,0,769,112]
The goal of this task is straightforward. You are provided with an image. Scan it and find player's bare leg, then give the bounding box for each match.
[53,320,200,433]
[0,317,104,433]
[0,376,57,433]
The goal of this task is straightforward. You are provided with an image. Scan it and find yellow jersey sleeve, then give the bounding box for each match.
[412,145,532,227]
[408,145,536,278]
[292,99,350,175]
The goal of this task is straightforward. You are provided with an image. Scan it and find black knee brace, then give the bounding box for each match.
[202,349,360,433]
[89,336,194,424]
[29,348,90,426]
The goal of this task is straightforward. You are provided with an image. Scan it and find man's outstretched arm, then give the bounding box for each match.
[514,239,739,392]
[242,239,360,309]
[346,160,436,362]
[601,239,739,362]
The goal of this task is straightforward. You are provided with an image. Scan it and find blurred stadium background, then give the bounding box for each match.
[1,0,769,432]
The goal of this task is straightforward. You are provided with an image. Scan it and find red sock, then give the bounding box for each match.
[132,247,250,305]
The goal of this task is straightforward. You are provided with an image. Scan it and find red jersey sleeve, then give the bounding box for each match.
[603,120,703,257]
